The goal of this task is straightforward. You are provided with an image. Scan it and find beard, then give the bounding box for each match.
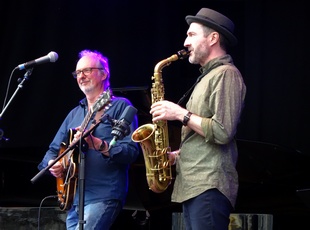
[80,83,94,94]
[189,44,209,65]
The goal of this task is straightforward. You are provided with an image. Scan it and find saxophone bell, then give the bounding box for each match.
[132,124,172,193]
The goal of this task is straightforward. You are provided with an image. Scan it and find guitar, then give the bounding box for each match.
[56,89,112,211]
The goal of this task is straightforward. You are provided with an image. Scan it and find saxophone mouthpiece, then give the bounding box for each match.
[177,49,190,59]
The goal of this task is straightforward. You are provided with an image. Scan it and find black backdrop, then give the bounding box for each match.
[0,1,309,165]
[1,1,310,229]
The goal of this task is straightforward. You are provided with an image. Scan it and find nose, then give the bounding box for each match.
[184,37,190,47]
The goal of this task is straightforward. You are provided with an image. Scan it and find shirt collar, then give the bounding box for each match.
[199,54,233,74]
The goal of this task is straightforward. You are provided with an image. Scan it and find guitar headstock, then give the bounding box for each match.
[91,89,112,113]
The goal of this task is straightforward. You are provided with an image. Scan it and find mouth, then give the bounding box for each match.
[79,80,89,85]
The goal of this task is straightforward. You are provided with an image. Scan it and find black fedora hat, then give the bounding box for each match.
[185,8,238,46]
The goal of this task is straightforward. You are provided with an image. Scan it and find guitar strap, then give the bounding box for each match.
[87,109,105,134]
[93,109,105,125]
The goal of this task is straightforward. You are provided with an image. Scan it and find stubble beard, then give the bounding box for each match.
[80,84,94,95]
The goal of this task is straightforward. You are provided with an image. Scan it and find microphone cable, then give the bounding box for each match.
[37,195,58,230]
[1,68,16,112]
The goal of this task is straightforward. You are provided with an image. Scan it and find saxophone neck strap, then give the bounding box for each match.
[179,130,195,148]
[177,62,224,147]
[177,63,223,105]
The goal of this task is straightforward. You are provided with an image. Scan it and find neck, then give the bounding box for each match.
[202,49,226,66]
[86,90,105,110]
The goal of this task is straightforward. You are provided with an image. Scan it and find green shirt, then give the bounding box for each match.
[171,55,246,207]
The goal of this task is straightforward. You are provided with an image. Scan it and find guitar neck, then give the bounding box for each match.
[80,109,94,132]
[78,89,111,132]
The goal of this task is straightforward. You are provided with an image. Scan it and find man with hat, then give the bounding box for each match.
[150,8,246,229]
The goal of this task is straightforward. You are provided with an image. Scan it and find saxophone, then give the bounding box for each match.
[131,50,189,193]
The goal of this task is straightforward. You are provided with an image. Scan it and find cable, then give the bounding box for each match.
[132,210,150,227]
[37,195,58,230]
[1,68,17,111]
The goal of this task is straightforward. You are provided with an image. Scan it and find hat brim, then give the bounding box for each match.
[186,15,238,46]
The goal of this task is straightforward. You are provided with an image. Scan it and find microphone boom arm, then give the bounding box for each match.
[30,114,109,184]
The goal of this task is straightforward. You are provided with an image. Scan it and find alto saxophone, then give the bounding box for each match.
[131,50,189,193]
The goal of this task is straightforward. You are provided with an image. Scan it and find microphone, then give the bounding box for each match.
[109,105,137,150]
[16,51,59,70]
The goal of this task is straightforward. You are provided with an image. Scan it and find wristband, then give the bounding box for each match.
[98,141,107,151]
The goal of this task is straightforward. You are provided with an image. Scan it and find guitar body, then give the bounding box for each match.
[56,129,79,211]
[55,89,112,211]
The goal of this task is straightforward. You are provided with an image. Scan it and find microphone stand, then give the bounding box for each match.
[0,68,33,119]
[31,114,109,230]
[78,140,86,230]
[0,68,33,143]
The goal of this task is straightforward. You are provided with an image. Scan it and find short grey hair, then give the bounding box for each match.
[78,49,110,90]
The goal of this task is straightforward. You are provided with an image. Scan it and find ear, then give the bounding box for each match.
[100,70,108,81]
[210,32,220,45]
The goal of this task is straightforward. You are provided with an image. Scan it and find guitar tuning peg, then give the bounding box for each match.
[104,103,112,111]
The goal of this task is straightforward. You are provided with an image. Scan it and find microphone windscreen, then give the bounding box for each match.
[48,51,59,62]
[121,105,137,125]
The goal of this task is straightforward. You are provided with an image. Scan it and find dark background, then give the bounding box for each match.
[0,0,309,229]
[0,0,309,154]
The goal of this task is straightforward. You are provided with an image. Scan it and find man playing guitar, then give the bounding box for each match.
[37,50,140,230]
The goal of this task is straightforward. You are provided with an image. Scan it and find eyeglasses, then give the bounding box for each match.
[72,67,103,78]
